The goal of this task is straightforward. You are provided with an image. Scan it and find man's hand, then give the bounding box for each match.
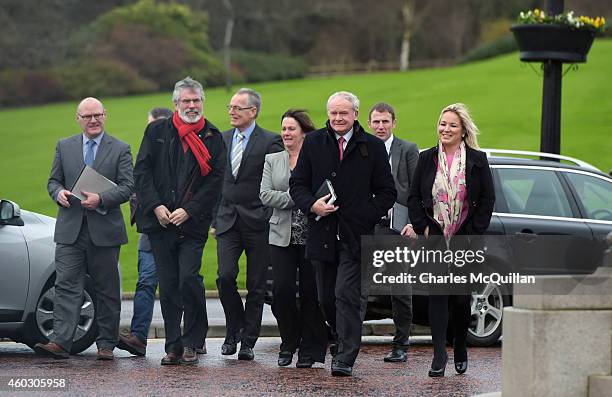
[169,208,190,227]
[401,224,429,239]
[57,189,72,208]
[310,194,339,218]
[80,191,100,210]
[210,227,216,239]
[154,205,172,227]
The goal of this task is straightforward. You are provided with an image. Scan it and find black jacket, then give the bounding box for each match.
[134,117,226,239]
[407,145,495,236]
[289,120,397,261]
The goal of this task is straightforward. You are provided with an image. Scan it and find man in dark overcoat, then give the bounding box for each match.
[133,77,226,366]
[289,91,396,376]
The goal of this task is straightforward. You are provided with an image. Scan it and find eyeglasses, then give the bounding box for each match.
[179,98,203,105]
[78,113,105,121]
[227,105,254,112]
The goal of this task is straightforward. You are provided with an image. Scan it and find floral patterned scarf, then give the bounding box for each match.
[432,141,467,242]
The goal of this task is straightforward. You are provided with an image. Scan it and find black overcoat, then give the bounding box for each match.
[407,145,495,237]
[134,117,226,239]
[289,120,397,262]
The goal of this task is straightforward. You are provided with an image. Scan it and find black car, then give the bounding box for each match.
[363,150,612,346]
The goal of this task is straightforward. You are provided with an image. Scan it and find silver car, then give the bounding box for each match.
[0,199,97,353]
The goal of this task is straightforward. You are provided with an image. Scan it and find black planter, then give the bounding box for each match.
[511,24,595,63]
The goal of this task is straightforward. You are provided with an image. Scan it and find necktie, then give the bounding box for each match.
[338,136,345,161]
[84,140,96,167]
[231,132,245,177]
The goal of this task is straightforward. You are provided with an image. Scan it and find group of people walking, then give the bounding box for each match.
[34,76,494,378]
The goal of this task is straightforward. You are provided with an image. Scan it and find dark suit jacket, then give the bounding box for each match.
[389,136,419,206]
[133,117,226,240]
[213,124,283,235]
[47,132,133,246]
[407,145,495,236]
[289,120,397,262]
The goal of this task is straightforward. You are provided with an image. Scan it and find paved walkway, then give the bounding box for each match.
[0,337,502,396]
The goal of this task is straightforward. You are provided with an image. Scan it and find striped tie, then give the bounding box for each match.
[84,140,96,167]
[231,132,245,177]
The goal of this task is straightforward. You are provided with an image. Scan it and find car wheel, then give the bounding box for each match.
[466,282,510,347]
[23,277,98,354]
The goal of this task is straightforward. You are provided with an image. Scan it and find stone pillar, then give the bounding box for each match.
[502,263,612,397]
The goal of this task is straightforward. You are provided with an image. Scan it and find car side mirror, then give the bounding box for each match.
[0,200,25,226]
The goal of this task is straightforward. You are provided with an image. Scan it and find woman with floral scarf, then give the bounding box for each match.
[403,103,495,377]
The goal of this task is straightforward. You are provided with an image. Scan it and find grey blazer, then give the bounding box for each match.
[259,151,294,247]
[390,136,419,205]
[47,132,134,246]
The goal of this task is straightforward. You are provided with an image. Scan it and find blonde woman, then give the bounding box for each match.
[403,103,495,377]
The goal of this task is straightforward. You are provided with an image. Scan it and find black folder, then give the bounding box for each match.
[390,202,410,233]
[314,179,337,221]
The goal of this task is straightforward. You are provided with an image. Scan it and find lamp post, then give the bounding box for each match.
[540,0,564,155]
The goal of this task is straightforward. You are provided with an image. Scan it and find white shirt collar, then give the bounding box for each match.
[334,127,354,143]
[384,134,394,155]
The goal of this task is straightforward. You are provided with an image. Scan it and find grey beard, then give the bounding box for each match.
[179,111,202,123]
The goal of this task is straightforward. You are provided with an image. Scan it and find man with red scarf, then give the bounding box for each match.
[134,77,226,366]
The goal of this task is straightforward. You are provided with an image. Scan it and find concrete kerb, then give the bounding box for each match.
[121,289,234,300]
[120,290,427,340]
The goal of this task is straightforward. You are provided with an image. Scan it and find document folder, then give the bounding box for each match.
[314,179,337,221]
[70,165,117,214]
[390,202,410,233]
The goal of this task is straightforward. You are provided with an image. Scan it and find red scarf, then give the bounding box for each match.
[172,111,211,176]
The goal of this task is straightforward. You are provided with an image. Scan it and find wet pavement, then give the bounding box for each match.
[0,337,501,396]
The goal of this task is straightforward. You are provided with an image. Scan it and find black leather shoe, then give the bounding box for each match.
[238,346,254,361]
[331,360,353,377]
[296,356,315,368]
[428,355,448,378]
[454,346,468,374]
[221,342,237,356]
[455,360,468,374]
[278,351,293,367]
[384,347,408,363]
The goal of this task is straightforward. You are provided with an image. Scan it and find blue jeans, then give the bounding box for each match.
[130,250,158,343]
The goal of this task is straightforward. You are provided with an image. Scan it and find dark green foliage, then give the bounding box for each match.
[230,51,309,83]
[85,0,224,89]
[54,60,157,99]
[0,70,66,108]
[460,35,519,63]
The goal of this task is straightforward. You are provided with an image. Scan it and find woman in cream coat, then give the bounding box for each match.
[260,109,328,368]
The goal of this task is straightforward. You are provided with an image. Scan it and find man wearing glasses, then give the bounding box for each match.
[212,88,282,360]
[35,97,134,360]
[133,77,226,366]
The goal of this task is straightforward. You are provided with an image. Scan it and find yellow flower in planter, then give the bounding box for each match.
[517,9,606,33]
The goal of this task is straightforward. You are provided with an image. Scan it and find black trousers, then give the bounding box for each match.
[428,294,471,363]
[148,229,208,355]
[216,216,270,348]
[312,243,362,366]
[360,225,413,347]
[270,244,327,362]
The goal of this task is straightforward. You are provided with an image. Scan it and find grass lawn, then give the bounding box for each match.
[1,39,611,291]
